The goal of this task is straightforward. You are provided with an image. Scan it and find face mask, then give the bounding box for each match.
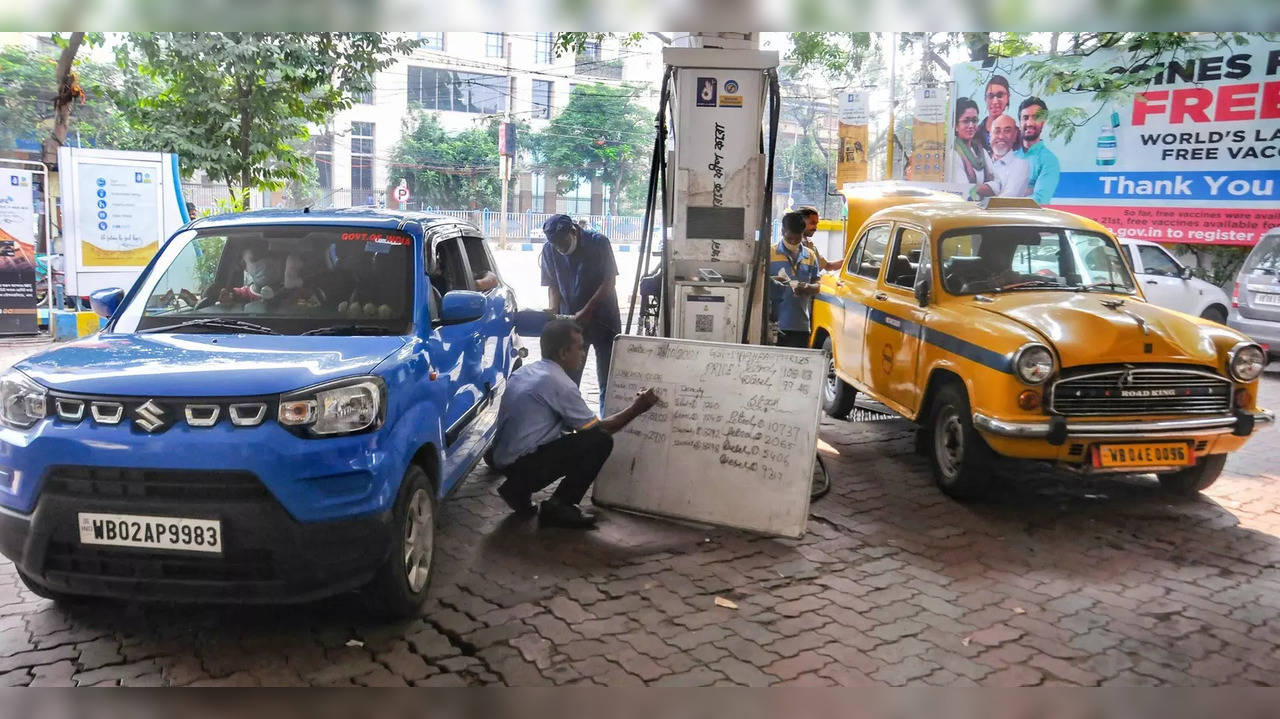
[555,235,578,256]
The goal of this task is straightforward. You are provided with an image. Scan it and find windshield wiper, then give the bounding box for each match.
[1078,282,1135,294]
[997,279,1066,291]
[139,318,281,335]
[301,324,403,336]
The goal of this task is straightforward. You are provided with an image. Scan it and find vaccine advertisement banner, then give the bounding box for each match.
[836,90,870,187]
[76,162,162,267]
[952,37,1280,246]
[0,169,37,334]
[911,87,948,182]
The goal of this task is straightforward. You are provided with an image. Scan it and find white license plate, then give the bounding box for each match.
[78,513,222,553]
[1255,292,1280,306]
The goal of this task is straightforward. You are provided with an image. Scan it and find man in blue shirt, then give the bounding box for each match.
[540,214,621,403]
[769,212,822,348]
[491,319,659,528]
[1015,96,1061,205]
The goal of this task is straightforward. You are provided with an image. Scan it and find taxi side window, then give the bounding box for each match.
[461,235,495,280]
[886,227,927,289]
[849,225,890,280]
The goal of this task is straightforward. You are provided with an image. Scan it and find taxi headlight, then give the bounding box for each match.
[1013,344,1055,385]
[279,376,385,436]
[0,370,47,430]
[1228,343,1266,382]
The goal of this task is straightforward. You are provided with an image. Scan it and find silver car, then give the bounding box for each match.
[1229,228,1280,361]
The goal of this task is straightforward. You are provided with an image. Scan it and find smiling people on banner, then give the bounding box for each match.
[1015,96,1061,205]
[950,97,989,199]
[539,214,621,408]
[975,115,1031,199]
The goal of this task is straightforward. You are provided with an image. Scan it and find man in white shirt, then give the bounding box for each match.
[977,114,1031,199]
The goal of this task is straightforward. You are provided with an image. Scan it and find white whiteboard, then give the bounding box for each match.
[593,335,823,538]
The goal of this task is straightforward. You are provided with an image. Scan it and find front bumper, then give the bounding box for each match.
[0,469,393,602]
[974,409,1275,441]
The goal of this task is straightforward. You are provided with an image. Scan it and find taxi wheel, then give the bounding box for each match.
[821,337,856,418]
[1158,454,1227,496]
[928,384,994,500]
[364,465,436,618]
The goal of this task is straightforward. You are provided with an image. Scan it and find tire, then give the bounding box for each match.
[1199,306,1227,325]
[1158,454,1227,496]
[821,336,856,419]
[927,383,996,500]
[363,464,437,619]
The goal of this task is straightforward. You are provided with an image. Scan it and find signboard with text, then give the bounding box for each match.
[953,37,1280,245]
[0,169,37,334]
[837,90,870,186]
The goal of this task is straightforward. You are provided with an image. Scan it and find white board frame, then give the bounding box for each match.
[592,334,823,538]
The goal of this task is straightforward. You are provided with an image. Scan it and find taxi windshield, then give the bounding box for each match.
[937,226,1136,296]
[128,226,414,335]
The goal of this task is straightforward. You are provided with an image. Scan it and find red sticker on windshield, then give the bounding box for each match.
[340,232,410,246]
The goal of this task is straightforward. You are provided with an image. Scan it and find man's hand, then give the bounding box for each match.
[573,306,593,325]
[633,388,661,413]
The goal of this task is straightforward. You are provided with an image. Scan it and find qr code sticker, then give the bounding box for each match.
[695,314,714,333]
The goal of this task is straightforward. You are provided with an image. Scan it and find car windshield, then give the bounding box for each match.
[124,226,414,335]
[937,226,1136,296]
[1244,235,1280,277]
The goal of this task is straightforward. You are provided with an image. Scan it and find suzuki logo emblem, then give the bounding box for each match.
[134,400,165,433]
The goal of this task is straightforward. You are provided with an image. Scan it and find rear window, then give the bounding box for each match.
[1244,235,1280,277]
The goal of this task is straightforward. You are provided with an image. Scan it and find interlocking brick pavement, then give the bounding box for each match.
[1,335,1279,685]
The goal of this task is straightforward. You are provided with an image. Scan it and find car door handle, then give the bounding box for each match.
[1145,280,1159,285]
[873,291,889,301]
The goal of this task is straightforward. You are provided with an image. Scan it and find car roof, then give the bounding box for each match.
[865,200,1113,237]
[185,207,478,234]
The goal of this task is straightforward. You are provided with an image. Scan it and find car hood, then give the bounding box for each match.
[15,333,409,396]
[972,292,1243,368]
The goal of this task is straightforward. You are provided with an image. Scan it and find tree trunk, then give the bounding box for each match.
[1049,32,1061,56]
[42,32,86,167]
[237,80,254,211]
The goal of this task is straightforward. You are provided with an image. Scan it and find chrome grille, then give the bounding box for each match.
[1050,367,1232,416]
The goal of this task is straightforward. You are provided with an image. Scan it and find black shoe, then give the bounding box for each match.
[497,482,535,516]
[537,500,597,529]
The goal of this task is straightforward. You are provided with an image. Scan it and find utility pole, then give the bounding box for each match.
[885,31,896,180]
[499,38,513,250]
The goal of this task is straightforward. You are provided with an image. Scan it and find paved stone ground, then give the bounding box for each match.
[0,334,1277,686]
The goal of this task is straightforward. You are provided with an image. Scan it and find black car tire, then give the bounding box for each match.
[821,336,856,419]
[1199,306,1227,325]
[1158,454,1227,496]
[927,383,995,500]
[18,570,80,605]
[363,464,436,619]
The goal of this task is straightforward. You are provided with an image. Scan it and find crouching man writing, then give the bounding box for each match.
[491,319,660,529]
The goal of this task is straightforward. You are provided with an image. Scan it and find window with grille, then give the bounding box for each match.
[315,132,333,190]
[407,67,506,114]
[419,32,444,51]
[485,32,505,58]
[532,80,553,119]
[535,33,554,64]
[350,122,374,194]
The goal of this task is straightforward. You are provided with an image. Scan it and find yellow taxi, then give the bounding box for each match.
[812,194,1274,499]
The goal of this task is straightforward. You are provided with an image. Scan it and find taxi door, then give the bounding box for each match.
[860,224,929,415]
[833,223,891,386]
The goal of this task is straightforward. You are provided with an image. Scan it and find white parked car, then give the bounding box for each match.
[1119,239,1231,324]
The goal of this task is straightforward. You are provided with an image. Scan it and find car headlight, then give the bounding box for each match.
[1228,342,1266,382]
[0,370,47,430]
[1013,344,1055,385]
[278,377,385,436]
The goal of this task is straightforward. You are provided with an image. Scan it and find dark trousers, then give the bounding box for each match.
[501,428,614,506]
[568,334,614,411]
[777,330,811,348]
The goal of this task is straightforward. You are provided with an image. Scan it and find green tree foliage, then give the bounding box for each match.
[535,83,651,215]
[551,32,646,58]
[0,40,142,152]
[115,32,419,206]
[387,114,530,210]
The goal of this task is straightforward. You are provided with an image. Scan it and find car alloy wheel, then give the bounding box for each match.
[935,409,964,482]
[402,487,435,593]
[824,350,839,406]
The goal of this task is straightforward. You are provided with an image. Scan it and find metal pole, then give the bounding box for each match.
[885,31,896,180]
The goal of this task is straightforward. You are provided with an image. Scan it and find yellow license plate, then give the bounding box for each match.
[1094,443,1194,468]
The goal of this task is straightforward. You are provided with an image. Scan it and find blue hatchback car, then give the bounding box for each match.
[0,209,521,616]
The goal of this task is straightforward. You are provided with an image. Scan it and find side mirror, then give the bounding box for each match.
[913,277,931,307]
[1180,266,1195,280]
[439,290,485,325]
[89,287,124,319]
